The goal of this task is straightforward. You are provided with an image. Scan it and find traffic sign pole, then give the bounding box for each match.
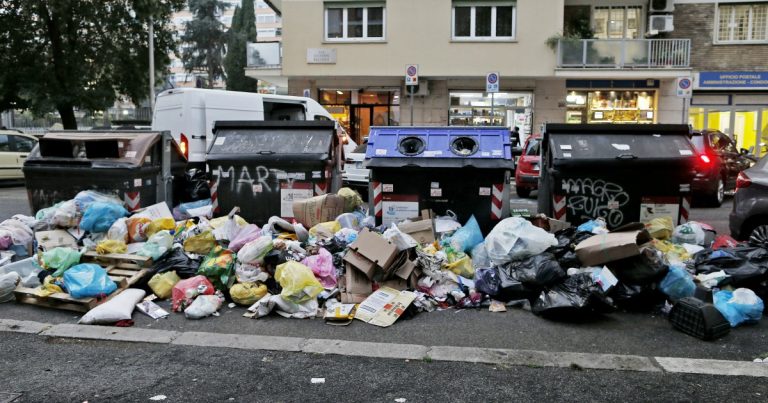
[410,85,414,127]
[405,64,419,127]
[490,93,494,126]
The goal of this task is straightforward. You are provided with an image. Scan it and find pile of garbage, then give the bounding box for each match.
[0,189,765,338]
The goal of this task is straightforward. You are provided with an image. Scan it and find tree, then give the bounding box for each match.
[182,0,229,89]
[0,0,184,129]
[224,0,259,92]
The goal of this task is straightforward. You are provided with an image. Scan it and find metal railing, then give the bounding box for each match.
[557,38,691,68]
[247,42,282,69]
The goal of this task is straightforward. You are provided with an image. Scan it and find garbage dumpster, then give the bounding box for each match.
[366,126,512,234]
[537,124,696,230]
[206,120,342,225]
[23,131,186,213]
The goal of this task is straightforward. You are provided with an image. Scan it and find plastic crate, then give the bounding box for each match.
[668,297,730,341]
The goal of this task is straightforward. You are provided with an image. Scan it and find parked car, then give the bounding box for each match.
[730,155,768,244]
[514,134,541,198]
[342,137,369,190]
[0,130,37,180]
[690,129,754,207]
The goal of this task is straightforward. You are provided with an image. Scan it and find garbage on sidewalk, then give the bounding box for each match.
[2,184,765,338]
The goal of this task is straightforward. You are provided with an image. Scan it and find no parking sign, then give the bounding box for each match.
[676,76,692,98]
[486,72,500,93]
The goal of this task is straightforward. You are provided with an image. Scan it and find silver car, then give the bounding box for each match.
[730,155,768,244]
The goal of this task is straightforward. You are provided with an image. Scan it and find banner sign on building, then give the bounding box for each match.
[697,71,768,89]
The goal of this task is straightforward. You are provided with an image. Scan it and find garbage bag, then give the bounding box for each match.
[146,218,176,238]
[445,255,475,278]
[181,168,211,202]
[0,232,11,250]
[383,224,418,251]
[502,252,566,288]
[474,267,502,297]
[238,236,273,265]
[693,246,768,289]
[172,275,215,312]
[434,211,462,234]
[471,242,491,270]
[532,273,612,317]
[153,247,201,279]
[0,219,33,246]
[337,187,364,212]
[301,248,337,288]
[148,271,181,299]
[53,200,80,228]
[577,218,608,234]
[62,263,117,299]
[0,272,21,303]
[197,246,236,291]
[310,221,342,240]
[274,261,324,303]
[173,199,213,221]
[713,235,740,250]
[445,215,483,253]
[235,262,269,283]
[672,222,706,246]
[184,294,224,319]
[79,202,128,233]
[646,217,673,240]
[96,240,127,255]
[230,282,268,306]
[714,289,764,327]
[126,217,151,243]
[36,202,63,226]
[107,218,129,243]
[43,247,83,277]
[606,247,669,285]
[485,217,558,265]
[496,266,541,302]
[660,264,695,301]
[336,213,361,230]
[183,230,216,255]
[229,224,262,253]
[0,257,43,288]
[78,288,145,325]
[74,190,122,212]
[137,231,174,260]
[652,240,691,265]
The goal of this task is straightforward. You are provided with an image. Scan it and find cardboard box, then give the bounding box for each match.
[343,264,374,295]
[292,194,345,228]
[35,230,77,251]
[343,250,377,280]
[345,229,399,279]
[397,220,436,245]
[340,293,368,304]
[575,229,653,267]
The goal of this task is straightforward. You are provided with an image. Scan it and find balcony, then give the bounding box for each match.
[557,38,691,69]
[247,41,281,70]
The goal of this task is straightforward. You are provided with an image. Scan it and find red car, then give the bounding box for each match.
[514,134,541,198]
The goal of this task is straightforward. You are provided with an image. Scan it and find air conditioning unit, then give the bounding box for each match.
[649,15,674,34]
[649,0,675,13]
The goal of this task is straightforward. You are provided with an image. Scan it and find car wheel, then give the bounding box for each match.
[706,178,724,207]
[749,224,768,247]
[516,186,531,198]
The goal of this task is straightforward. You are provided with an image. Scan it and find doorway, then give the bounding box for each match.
[351,105,390,143]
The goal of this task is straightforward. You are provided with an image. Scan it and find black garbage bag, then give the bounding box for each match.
[532,273,614,318]
[152,247,202,278]
[183,169,211,202]
[475,266,539,302]
[693,246,768,289]
[609,282,666,312]
[606,247,668,285]
[503,253,566,288]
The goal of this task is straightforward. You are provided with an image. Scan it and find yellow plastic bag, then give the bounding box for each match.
[444,256,475,278]
[309,221,341,239]
[230,282,268,306]
[35,276,64,297]
[209,215,248,229]
[652,239,691,263]
[146,218,176,237]
[274,261,323,303]
[148,271,181,299]
[184,230,216,255]
[96,240,127,255]
[646,217,673,240]
[337,187,364,212]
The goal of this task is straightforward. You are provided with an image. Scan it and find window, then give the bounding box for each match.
[716,3,768,43]
[258,28,277,37]
[593,6,643,39]
[0,135,9,152]
[452,2,516,40]
[11,136,36,153]
[257,14,276,24]
[324,5,385,41]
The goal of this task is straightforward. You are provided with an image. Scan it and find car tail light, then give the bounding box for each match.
[736,172,751,189]
[699,154,711,164]
[179,133,189,159]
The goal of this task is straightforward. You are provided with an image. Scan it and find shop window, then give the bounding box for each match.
[566,90,656,124]
[449,91,532,129]
[593,6,643,39]
[324,4,385,41]
[452,2,516,40]
[716,3,768,43]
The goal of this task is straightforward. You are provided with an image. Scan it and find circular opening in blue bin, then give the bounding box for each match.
[398,137,426,156]
[451,137,478,156]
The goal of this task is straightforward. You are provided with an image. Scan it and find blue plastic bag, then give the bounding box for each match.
[63,263,118,299]
[660,264,695,301]
[713,289,764,327]
[577,218,608,234]
[446,215,484,253]
[79,202,128,233]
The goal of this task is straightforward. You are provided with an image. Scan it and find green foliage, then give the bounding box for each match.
[182,0,229,88]
[0,0,184,128]
[224,0,259,92]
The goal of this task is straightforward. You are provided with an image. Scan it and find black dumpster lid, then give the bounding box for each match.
[207,121,335,161]
[544,123,691,136]
[213,120,336,131]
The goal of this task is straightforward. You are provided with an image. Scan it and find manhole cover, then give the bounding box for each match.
[0,392,22,403]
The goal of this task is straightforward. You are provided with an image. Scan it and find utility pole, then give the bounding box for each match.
[149,16,155,113]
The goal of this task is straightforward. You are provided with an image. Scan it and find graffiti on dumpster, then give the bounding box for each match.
[562,178,630,227]
[214,165,297,195]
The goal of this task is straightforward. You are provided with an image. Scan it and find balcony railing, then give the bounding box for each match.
[247,41,281,69]
[557,38,691,68]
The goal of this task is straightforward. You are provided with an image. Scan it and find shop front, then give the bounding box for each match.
[448,91,533,133]
[564,80,659,124]
[318,89,400,144]
[689,72,768,156]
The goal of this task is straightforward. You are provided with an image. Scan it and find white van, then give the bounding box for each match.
[151,88,337,168]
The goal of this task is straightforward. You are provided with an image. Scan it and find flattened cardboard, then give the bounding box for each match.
[292,194,345,228]
[354,287,416,327]
[575,230,653,267]
[35,230,77,251]
[397,220,436,245]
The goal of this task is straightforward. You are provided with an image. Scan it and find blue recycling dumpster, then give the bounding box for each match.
[365,126,512,234]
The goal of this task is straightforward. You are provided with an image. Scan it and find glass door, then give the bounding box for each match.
[734,110,759,154]
[351,106,373,144]
[761,108,768,156]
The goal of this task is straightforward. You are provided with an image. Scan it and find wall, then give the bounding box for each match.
[281,0,563,78]
[533,79,567,131]
[657,79,686,124]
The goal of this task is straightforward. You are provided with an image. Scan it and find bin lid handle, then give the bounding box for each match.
[616,153,638,160]
[258,150,275,155]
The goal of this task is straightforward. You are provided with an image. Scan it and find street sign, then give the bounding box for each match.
[486,72,500,93]
[676,76,693,98]
[405,64,419,86]
[302,88,311,98]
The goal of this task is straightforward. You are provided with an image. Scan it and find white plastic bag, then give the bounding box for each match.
[53,200,80,228]
[485,217,558,265]
[238,236,274,265]
[672,222,706,246]
[0,257,43,288]
[107,218,129,243]
[78,289,146,325]
[434,211,462,234]
[184,294,224,319]
[383,224,418,251]
[0,272,20,303]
